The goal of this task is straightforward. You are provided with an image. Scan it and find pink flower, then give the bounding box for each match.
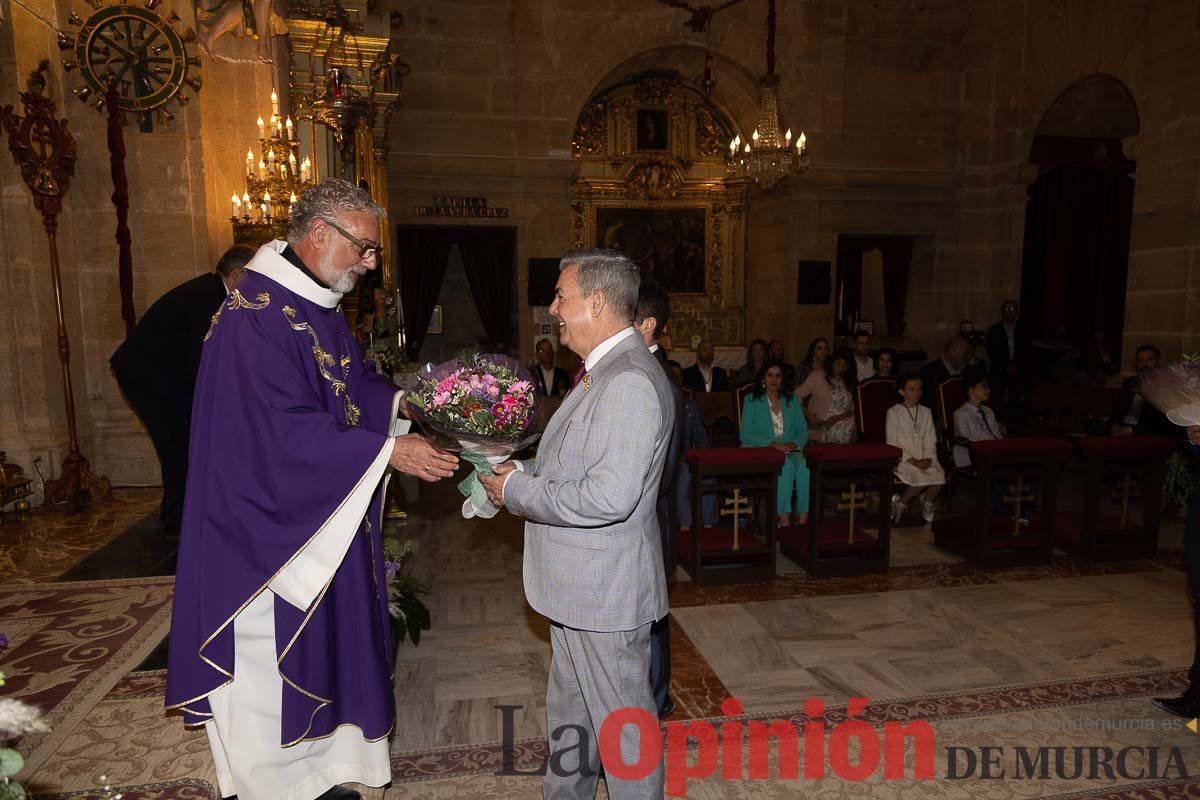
[432,390,451,407]
[435,376,457,394]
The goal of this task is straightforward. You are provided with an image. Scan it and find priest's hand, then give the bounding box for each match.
[390,435,459,481]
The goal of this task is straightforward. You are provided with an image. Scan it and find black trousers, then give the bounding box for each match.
[114,369,190,532]
[1187,486,1200,691]
[649,615,671,713]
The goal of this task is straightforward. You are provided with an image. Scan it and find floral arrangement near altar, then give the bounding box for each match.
[1,631,49,800]
[382,538,430,647]
[407,352,544,518]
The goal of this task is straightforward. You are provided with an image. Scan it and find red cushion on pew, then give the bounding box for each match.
[968,437,1073,461]
[686,447,785,468]
[805,443,902,464]
[1076,435,1176,457]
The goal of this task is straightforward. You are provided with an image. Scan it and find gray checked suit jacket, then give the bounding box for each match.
[504,332,675,632]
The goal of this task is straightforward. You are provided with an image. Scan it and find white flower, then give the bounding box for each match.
[0,698,50,737]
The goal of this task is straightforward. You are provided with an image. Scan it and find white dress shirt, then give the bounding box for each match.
[856,355,875,380]
[503,327,637,495]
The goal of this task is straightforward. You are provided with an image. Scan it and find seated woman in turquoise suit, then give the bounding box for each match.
[739,362,810,525]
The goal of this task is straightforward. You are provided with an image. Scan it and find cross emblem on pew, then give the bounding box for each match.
[1002,475,1034,536]
[1112,472,1136,530]
[837,482,868,544]
[720,490,751,551]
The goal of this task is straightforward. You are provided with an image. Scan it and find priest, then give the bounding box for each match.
[165,179,458,800]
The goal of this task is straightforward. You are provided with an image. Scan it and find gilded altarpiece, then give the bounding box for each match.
[570,77,747,346]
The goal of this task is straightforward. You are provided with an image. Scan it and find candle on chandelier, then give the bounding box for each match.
[267,149,276,171]
[242,192,251,220]
[261,202,269,221]
[245,148,254,177]
[285,117,294,140]
[798,131,807,153]
[256,116,264,138]
[785,128,792,144]
[752,129,760,142]
[231,193,240,218]
[271,88,279,116]
[288,152,297,176]
[290,191,298,206]
[258,159,266,180]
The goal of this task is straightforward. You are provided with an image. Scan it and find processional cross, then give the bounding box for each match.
[0,62,111,512]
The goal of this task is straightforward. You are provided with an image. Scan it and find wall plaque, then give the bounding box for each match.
[415,195,509,218]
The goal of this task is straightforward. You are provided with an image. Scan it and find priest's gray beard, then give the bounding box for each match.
[330,271,358,294]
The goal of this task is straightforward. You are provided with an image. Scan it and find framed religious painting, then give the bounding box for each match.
[635,109,668,151]
[595,207,706,294]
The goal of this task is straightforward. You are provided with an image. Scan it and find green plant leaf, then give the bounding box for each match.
[0,749,24,779]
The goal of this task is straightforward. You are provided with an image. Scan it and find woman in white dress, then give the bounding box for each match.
[886,374,945,523]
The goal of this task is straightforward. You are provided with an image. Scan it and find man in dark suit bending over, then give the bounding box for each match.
[110,244,254,533]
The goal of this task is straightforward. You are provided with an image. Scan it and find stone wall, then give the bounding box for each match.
[387,0,972,365]
[0,0,275,488]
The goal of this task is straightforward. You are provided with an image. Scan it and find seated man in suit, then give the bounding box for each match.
[531,337,570,397]
[954,371,1037,523]
[682,339,730,392]
[110,244,254,533]
[1110,344,1176,437]
[919,335,976,422]
[853,330,875,380]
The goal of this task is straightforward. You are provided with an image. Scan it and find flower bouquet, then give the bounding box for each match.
[407,352,544,518]
[1140,356,1200,428]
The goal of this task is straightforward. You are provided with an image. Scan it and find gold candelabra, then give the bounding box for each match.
[231,88,315,243]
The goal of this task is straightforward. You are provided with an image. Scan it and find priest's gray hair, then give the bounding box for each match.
[559,249,641,324]
[288,178,384,244]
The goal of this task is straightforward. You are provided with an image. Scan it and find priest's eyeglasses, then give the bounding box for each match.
[324,219,382,261]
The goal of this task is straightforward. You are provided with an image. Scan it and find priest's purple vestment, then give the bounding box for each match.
[165,241,402,797]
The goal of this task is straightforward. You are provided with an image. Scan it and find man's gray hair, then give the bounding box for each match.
[288,178,384,244]
[559,249,641,324]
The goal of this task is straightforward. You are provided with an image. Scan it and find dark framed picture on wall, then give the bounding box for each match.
[528,258,561,306]
[635,109,668,151]
[595,206,706,293]
[796,260,831,305]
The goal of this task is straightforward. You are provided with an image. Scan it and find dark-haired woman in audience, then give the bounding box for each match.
[874,347,897,381]
[795,337,830,385]
[798,346,858,444]
[736,338,769,385]
[740,363,809,525]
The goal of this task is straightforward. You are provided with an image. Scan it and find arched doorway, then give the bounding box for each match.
[1019,74,1139,372]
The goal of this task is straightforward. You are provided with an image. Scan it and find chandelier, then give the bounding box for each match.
[230,88,315,242]
[726,0,809,191]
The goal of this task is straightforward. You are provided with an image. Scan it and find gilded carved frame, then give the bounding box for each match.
[570,77,747,346]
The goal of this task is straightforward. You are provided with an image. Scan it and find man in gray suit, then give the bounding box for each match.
[479,249,675,800]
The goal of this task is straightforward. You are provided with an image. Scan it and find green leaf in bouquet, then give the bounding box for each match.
[0,748,24,779]
[471,409,493,428]
[0,780,28,800]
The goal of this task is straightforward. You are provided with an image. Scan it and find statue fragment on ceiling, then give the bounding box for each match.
[195,0,288,62]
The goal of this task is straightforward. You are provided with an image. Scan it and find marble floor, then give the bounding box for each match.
[5,476,1198,799]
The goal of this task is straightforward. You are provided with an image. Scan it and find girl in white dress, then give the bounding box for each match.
[886,374,945,523]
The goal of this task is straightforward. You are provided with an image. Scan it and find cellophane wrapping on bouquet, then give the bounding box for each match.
[1140,360,1200,427]
[407,352,544,518]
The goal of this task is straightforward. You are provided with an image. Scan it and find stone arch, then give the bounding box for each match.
[548,14,767,147]
[1035,73,1140,141]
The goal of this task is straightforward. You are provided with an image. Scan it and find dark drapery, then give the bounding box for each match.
[456,227,516,349]
[395,227,455,360]
[834,236,913,337]
[106,81,135,337]
[1019,136,1135,365]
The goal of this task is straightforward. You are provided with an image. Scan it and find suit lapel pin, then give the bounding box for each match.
[582,374,592,391]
